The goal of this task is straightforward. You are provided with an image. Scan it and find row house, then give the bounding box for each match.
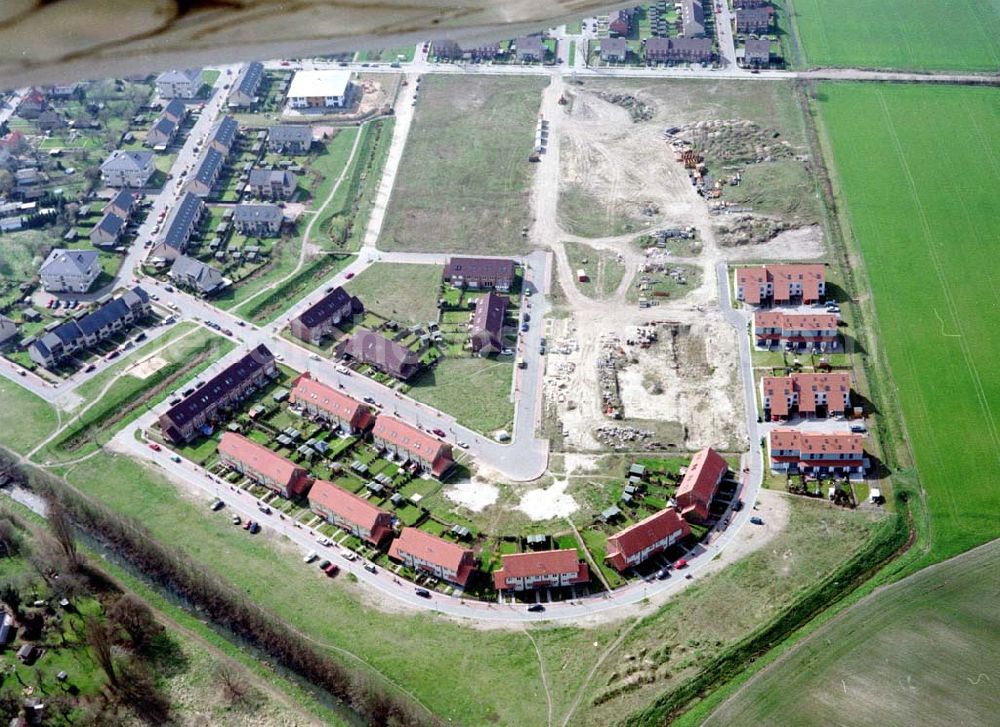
[645,37,713,64]
[372,416,454,478]
[104,189,138,221]
[308,480,393,545]
[443,257,516,291]
[208,116,240,155]
[432,39,501,61]
[233,203,283,236]
[100,150,155,188]
[158,344,276,442]
[768,429,865,478]
[89,211,126,248]
[470,291,507,355]
[675,447,728,522]
[267,124,313,154]
[28,287,150,368]
[388,528,476,587]
[339,328,421,380]
[761,372,851,420]
[218,432,314,498]
[736,7,772,33]
[289,286,364,344]
[247,168,297,200]
[735,264,826,305]
[228,62,264,108]
[493,549,589,592]
[605,508,691,572]
[145,116,178,148]
[150,192,204,263]
[681,0,706,37]
[184,147,225,197]
[753,310,840,351]
[289,372,374,433]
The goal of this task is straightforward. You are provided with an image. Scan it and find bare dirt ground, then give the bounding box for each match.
[129,354,168,380]
[723,223,824,261]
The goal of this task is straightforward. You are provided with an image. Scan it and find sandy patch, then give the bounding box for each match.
[724,224,825,261]
[130,355,168,380]
[516,479,578,521]
[444,479,499,513]
[282,201,307,222]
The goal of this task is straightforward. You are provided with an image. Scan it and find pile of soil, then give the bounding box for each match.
[715,214,791,247]
[678,119,792,164]
[597,92,656,123]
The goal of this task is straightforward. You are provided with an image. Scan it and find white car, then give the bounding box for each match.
[336,365,350,375]
[303,551,318,564]
[309,354,321,361]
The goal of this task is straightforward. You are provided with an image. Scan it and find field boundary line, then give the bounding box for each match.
[523,628,553,727]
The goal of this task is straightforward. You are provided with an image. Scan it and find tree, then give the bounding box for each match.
[45,498,80,571]
[115,658,171,724]
[0,687,19,720]
[107,594,162,651]
[214,663,251,706]
[0,581,22,619]
[0,170,13,196]
[0,518,22,557]
[84,615,117,687]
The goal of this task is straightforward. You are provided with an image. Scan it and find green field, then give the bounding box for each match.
[782,0,1000,71]
[0,381,57,454]
[816,84,1000,560]
[380,75,546,254]
[408,356,514,434]
[563,241,626,298]
[344,262,443,325]
[704,539,1000,727]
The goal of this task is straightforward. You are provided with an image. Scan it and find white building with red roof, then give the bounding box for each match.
[761,372,851,420]
[493,549,589,591]
[289,372,374,433]
[307,480,393,545]
[735,264,826,306]
[768,429,865,477]
[372,417,454,478]
[753,310,839,350]
[675,447,729,522]
[388,528,476,586]
[605,508,691,572]
[218,432,313,498]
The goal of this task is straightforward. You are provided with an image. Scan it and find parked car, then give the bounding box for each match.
[432,428,446,438]
[324,563,339,577]
[656,567,670,580]
[258,505,272,515]
[674,558,689,569]
[84,364,96,373]
[363,396,375,404]
[527,604,545,612]
[231,514,241,525]
[363,563,377,574]
[336,365,350,375]
[170,455,181,463]
[210,499,224,511]
[414,588,431,599]
[733,499,744,512]
[342,552,357,562]
[520,323,529,332]
[318,559,331,570]
[243,519,253,530]
[457,441,469,449]
[345,271,355,279]
[750,516,764,525]
[148,443,161,452]
[850,424,867,433]
[304,551,318,564]
[249,522,261,534]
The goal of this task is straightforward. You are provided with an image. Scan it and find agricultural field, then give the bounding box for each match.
[816,83,1000,560]
[344,262,443,326]
[703,539,1000,727]
[780,0,1000,71]
[380,75,547,254]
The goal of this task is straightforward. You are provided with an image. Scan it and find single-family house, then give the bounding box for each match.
[36,109,65,131]
[675,447,728,522]
[218,432,313,498]
[388,528,476,586]
[372,416,454,477]
[742,38,772,67]
[493,549,589,591]
[605,508,690,571]
[289,286,363,344]
[608,9,634,36]
[0,316,18,348]
[308,480,393,545]
[600,37,629,63]
[89,211,125,248]
[16,88,47,119]
[515,35,545,62]
[168,255,226,296]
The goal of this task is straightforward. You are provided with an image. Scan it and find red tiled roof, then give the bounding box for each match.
[792,372,850,413]
[605,508,690,571]
[754,311,838,332]
[769,428,864,456]
[372,417,453,476]
[218,432,312,495]
[761,376,794,417]
[767,264,825,302]
[492,549,589,589]
[290,372,372,430]
[307,479,391,544]
[676,447,728,521]
[735,267,767,304]
[388,528,474,585]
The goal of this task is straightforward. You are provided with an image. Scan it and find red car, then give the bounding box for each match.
[674,558,688,569]
[324,563,339,577]
[345,271,355,279]
[243,519,253,531]
[432,428,446,438]
[148,443,161,452]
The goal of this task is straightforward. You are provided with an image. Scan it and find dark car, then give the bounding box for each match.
[656,567,670,580]
[318,559,331,570]
[249,522,261,534]
[414,588,431,598]
[527,604,545,612]
[733,499,744,512]
[432,428,446,438]
[750,516,764,526]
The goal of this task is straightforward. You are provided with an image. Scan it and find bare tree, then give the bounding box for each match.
[0,581,22,619]
[214,662,251,706]
[84,615,117,688]
[107,594,162,651]
[45,498,80,571]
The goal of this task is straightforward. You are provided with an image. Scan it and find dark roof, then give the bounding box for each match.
[233,203,282,224]
[681,0,706,36]
[443,257,515,282]
[150,116,176,138]
[73,286,148,337]
[163,98,186,119]
[235,62,264,97]
[738,6,771,22]
[106,189,137,214]
[646,36,713,55]
[209,116,239,151]
[248,168,294,186]
[341,328,420,380]
[268,124,312,143]
[94,211,125,236]
[295,286,361,328]
[471,291,507,347]
[161,345,274,430]
[516,35,545,57]
[163,192,203,250]
[744,38,772,58]
[193,148,224,186]
[169,255,225,293]
[601,37,628,56]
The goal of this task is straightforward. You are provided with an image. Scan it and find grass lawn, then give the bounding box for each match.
[625,262,702,303]
[780,0,1000,71]
[234,253,354,324]
[211,234,300,311]
[563,241,626,298]
[380,75,546,255]
[559,184,648,238]
[0,380,58,454]
[408,356,514,435]
[816,84,1000,561]
[704,539,1000,727]
[344,262,442,325]
[305,128,359,207]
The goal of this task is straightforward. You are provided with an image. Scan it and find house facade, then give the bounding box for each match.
[600,37,629,63]
[287,70,353,108]
[388,528,476,586]
[443,257,516,291]
[267,125,313,154]
[372,416,454,477]
[207,116,239,155]
[100,150,155,188]
[675,447,728,522]
[493,549,589,591]
[605,508,691,571]
[158,344,276,442]
[233,203,282,236]
[39,249,101,293]
[735,264,826,305]
[608,9,633,36]
[150,192,204,263]
[645,37,713,63]
[470,291,507,354]
[228,62,264,108]
[308,480,393,545]
[761,372,851,420]
[289,286,363,344]
[145,116,177,147]
[156,69,202,99]
[247,169,297,200]
[753,311,839,350]
[736,7,771,33]
[681,0,706,37]
[89,212,125,248]
[185,147,224,197]
[168,255,226,296]
[768,429,865,478]
[515,35,545,62]
[218,432,313,498]
[289,372,374,433]
[742,38,772,67]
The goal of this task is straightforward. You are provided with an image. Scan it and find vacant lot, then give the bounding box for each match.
[0,381,57,454]
[564,241,627,298]
[705,539,1000,727]
[782,0,1000,71]
[817,84,1000,560]
[408,356,514,434]
[380,75,546,254]
[344,262,442,325]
